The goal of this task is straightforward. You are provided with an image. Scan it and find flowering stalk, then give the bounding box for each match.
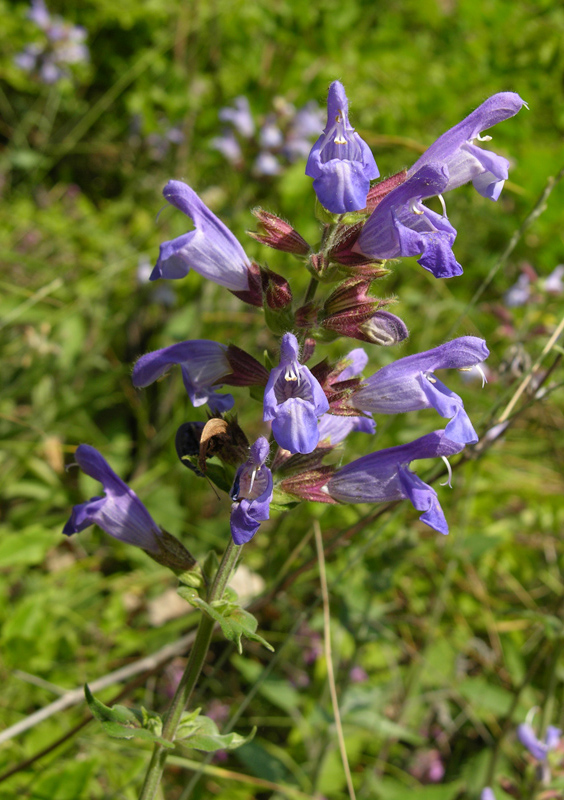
[138,538,242,800]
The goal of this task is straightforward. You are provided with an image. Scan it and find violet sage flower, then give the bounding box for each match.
[480,790,496,800]
[517,722,561,761]
[132,340,235,413]
[151,180,252,291]
[230,437,273,545]
[352,336,489,445]
[409,92,526,201]
[325,431,465,535]
[264,332,329,454]
[64,445,162,553]
[64,445,195,570]
[306,81,379,214]
[356,163,463,279]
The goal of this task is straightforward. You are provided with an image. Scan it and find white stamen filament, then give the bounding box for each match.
[285,363,300,383]
[475,364,487,387]
[426,372,437,384]
[476,133,492,142]
[439,456,453,488]
[409,199,425,216]
[248,467,257,496]
[437,193,447,218]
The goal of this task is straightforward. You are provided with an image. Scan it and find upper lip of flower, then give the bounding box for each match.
[151,180,251,291]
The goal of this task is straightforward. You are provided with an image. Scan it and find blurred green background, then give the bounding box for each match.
[1,0,564,798]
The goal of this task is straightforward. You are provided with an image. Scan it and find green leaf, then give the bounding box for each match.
[177,712,256,752]
[176,588,273,654]
[84,685,174,748]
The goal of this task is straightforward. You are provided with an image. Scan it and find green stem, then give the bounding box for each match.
[138,539,242,800]
[303,276,319,305]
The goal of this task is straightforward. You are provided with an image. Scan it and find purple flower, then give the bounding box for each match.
[306,81,379,214]
[409,92,526,201]
[219,96,255,138]
[28,0,51,30]
[517,722,561,761]
[325,431,465,534]
[253,152,282,176]
[352,337,489,445]
[63,445,162,553]
[210,130,242,163]
[151,180,251,291]
[481,789,496,800]
[544,264,564,294]
[356,163,463,279]
[503,273,531,307]
[284,101,324,161]
[230,437,273,545]
[264,333,329,454]
[132,340,234,413]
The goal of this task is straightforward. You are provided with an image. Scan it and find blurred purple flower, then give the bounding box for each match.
[219,96,255,138]
[210,130,242,163]
[503,273,531,307]
[253,151,282,176]
[481,789,496,800]
[517,722,561,761]
[544,265,564,294]
[349,666,369,683]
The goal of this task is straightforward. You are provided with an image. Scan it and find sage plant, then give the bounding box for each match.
[63,81,525,799]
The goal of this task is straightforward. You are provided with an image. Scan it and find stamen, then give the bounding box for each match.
[437,193,447,218]
[426,372,437,384]
[333,135,347,144]
[439,456,453,488]
[285,363,300,383]
[475,364,487,387]
[476,133,492,142]
[248,467,257,496]
[65,461,79,472]
[409,199,424,216]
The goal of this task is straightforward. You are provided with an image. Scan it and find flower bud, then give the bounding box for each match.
[260,266,293,310]
[321,278,408,345]
[248,209,310,255]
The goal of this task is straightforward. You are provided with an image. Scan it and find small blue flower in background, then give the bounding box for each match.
[352,337,490,445]
[326,430,465,534]
[517,721,561,761]
[306,80,379,214]
[63,445,162,553]
[480,789,496,800]
[264,333,329,454]
[219,96,255,138]
[132,340,235,413]
[356,163,463,278]
[230,437,273,545]
[16,0,89,84]
[151,180,252,291]
[503,273,531,308]
[409,92,526,201]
